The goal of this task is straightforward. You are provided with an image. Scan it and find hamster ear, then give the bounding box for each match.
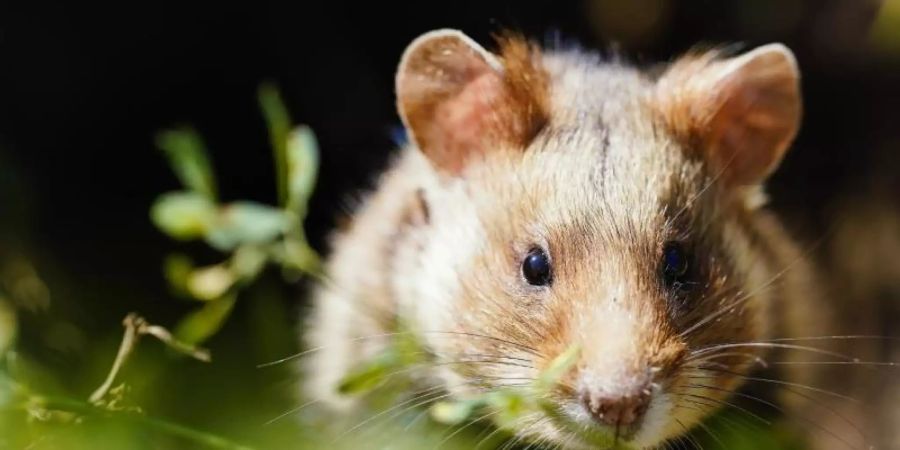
[395,29,549,175]
[656,44,802,186]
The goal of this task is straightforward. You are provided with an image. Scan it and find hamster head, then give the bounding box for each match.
[394,29,801,449]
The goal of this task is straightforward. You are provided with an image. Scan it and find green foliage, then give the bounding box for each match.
[284,126,319,218]
[0,85,326,450]
[426,344,582,433]
[151,192,218,241]
[149,84,322,347]
[156,128,218,201]
[172,294,237,346]
[0,296,15,358]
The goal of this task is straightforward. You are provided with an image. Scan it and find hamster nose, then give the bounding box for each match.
[580,387,651,429]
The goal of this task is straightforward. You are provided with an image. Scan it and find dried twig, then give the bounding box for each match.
[89,312,210,404]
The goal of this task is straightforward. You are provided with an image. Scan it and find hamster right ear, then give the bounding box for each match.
[655,44,802,187]
[395,29,549,176]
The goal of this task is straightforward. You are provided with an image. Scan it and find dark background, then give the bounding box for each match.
[0,1,897,446]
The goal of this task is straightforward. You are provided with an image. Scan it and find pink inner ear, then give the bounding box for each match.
[429,73,506,173]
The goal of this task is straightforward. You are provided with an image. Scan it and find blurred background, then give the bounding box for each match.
[0,0,898,448]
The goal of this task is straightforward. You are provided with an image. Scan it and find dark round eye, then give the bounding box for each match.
[661,241,690,284]
[522,247,552,286]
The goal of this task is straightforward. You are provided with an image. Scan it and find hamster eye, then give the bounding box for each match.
[661,241,690,286]
[522,247,552,286]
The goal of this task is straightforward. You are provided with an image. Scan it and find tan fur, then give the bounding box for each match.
[300,30,829,449]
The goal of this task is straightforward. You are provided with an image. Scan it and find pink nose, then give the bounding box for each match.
[580,388,651,429]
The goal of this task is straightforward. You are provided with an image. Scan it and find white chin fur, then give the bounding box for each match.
[631,392,672,448]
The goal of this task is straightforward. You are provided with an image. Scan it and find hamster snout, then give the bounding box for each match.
[579,375,652,431]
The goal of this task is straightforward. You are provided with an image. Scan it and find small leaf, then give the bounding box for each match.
[186,265,235,301]
[285,126,319,216]
[230,245,267,280]
[336,350,399,396]
[281,238,321,275]
[173,294,237,345]
[205,202,291,251]
[430,399,481,425]
[392,321,424,366]
[150,192,217,240]
[487,390,527,428]
[0,371,15,408]
[258,83,291,207]
[0,296,17,358]
[536,343,581,392]
[156,128,218,200]
[163,254,194,297]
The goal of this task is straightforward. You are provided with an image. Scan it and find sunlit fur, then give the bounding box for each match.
[300,32,822,449]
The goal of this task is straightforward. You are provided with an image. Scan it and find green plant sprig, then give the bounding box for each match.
[150,84,322,346]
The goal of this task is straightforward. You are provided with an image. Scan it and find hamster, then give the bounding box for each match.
[299,29,835,449]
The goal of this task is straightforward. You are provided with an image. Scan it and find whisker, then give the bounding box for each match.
[678,382,865,449]
[674,392,770,426]
[263,398,319,426]
[693,417,726,450]
[686,351,769,369]
[684,366,859,403]
[670,146,741,225]
[332,389,456,442]
[687,342,857,363]
[259,329,541,368]
[766,360,900,368]
[680,231,829,340]
[674,417,703,450]
[473,424,509,450]
[503,416,549,450]
[258,331,405,368]
[768,335,900,343]
[433,410,499,450]
[424,331,542,358]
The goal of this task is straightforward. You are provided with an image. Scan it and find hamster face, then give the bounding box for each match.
[413,128,772,448]
[393,30,800,449]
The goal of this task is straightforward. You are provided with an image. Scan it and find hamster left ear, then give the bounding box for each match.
[655,44,802,186]
[395,29,550,176]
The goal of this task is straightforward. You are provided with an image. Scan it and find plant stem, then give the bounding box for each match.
[37,396,255,450]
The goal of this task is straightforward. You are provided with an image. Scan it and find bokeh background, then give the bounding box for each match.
[1,0,898,448]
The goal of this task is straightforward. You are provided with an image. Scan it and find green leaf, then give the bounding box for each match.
[186,265,235,301]
[535,343,580,393]
[258,83,291,207]
[163,254,194,297]
[336,350,400,396]
[0,370,15,408]
[205,202,291,251]
[173,294,237,346]
[150,192,217,240]
[280,238,321,276]
[429,399,483,426]
[230,245,267,280]
[0,296,17,358]
[487,391,527,428]
[156,128,218,200]
[285,126,319,217]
